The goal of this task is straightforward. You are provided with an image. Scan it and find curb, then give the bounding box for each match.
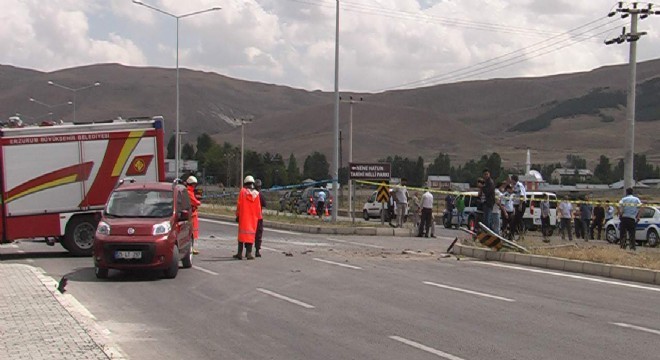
[201,213,414,237]
[454,243,660,286]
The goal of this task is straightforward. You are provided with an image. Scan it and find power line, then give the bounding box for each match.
[373,17,625,92]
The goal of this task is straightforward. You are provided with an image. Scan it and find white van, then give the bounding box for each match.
[521,191,558,232]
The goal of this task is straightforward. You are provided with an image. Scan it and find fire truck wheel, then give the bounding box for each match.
[64,216,97,256]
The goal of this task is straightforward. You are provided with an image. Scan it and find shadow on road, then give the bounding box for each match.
[0,251,71,261]
[64,266,168,283]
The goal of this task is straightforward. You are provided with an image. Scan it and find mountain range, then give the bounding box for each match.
[2,59,659,170]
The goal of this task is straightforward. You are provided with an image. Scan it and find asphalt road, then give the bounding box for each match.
[1,220,659,360]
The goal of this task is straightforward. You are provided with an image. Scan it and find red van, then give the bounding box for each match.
[93,180,194,279]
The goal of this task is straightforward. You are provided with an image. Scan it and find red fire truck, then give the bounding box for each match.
[0,116,166,255]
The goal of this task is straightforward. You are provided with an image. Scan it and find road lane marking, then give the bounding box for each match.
[389,336,465,360]
[200,219,300,235]
[261,246,279,252]
[17,250,25,254]
[474,262,660,293]
[192,266,219,276]
[256,288,315,309]
[313,258,362,270]
[611,322,660,336]
[269,240,330,246]
[423,281,515,302]
[326,237,384,249]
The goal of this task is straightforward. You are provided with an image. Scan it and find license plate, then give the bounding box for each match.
[533,218,541,225]
[115,251,142,259]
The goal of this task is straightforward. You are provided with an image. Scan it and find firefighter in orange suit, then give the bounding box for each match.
[233,175,261,260]
[186,176,202,254]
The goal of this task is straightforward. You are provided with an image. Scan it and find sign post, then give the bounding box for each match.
[376,181,390,225]
[349,162,391,223]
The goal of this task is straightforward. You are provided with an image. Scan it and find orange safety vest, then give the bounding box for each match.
[187,185,201,239]
[236,187,261,244]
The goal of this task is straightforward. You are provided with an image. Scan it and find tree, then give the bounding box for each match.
[485,153,502,181]
[566,154,587,169]
[196,133,215,160]
[166,134,175,159]
[303,152,330,181]
[427,153,451,176]
[287,154,300,185]
[594,155,612,183]
[181,143,195,160]
[412,156,425,187]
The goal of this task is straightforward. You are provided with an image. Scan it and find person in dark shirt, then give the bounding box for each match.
[254,179,267,257]
[590,202,605,240]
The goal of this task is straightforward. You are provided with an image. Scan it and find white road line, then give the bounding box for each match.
[474,262,660,293]
[326,237,384,249]
[200,219,300,235]
[192,266,219,276]
[389,336,465,360]
[17,250,25,254]
[313,258,362,270]
[261,246,279,252]
[256,288,315,309]
[611,322,660,336]
[423,281,515,302]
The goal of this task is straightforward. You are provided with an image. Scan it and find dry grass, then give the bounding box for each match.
[532,245,660,271]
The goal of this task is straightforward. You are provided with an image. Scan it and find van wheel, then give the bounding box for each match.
[363,210,370,221]
[63,215,97,256]
[647,229,659,248]
[163,245,180,279]
[95,267,108,279]
[181,239,193,269]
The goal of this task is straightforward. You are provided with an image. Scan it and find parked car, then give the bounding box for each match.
[294,187,333,214]
[362,190,408,221]
[442,192,481,230]
[279,189,302,212]
[604,206,659,247]
[93,180,194,279]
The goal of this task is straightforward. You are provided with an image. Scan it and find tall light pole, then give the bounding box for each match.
[29,97,73,120]
[340,96,362,222]
[604,2,658,190]
[133,0,221,180]
[332,0,340,222]
[218,113,253,183]
[47,81,100,122]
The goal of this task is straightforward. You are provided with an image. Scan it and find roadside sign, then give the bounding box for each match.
[349,163,391,180]
[376,182,389,203]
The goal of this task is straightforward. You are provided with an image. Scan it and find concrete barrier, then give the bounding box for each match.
[454,243,660,286]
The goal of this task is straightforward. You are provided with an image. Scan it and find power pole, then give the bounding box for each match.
[605,2,658,191]
[340,96,363,222]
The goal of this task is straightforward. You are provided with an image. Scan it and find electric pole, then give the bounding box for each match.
[605,2,658,191]
[340,96,363,222]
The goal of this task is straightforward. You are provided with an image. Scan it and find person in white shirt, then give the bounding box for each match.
[394,178,409,228]
[558,196,573,241]
[510,175,527,235]
[417,188,434,238]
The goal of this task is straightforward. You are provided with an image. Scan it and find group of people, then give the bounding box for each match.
[184,174,266,260]
[468,170,528,239]
[556,195,614,242]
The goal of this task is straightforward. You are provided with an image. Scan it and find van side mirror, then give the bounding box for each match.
[179,210,190,221]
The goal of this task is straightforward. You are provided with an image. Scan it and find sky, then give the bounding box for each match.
[1,0,660,92]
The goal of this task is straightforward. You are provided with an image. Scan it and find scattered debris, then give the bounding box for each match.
[57,276,68,293]
[283,252,293,257]
[301,250,314,255]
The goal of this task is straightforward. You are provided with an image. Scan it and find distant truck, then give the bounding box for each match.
[0,117,166,255]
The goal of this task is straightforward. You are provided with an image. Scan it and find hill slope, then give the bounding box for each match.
[1,60,659,168]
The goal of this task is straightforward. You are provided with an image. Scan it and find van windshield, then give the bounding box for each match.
[105,189,173,218]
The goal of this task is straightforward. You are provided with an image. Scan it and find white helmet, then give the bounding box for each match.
[186,176,198,184]
[244,175,255,184]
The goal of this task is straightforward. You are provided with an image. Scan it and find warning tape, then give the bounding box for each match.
[354,180,660,208]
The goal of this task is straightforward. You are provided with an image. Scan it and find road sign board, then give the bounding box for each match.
[376,182,389,203]
[349,162,391,180]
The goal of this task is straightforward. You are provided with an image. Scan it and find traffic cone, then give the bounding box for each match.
[309,203,317,216]
[324,205,329,217]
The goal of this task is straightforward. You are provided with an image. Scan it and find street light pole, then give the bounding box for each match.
[239,118,253,183]
[332,0,340,222]
[29,97,73,120]
[133,1,221,180]
[47,81,100,122]
[340,96,362,222]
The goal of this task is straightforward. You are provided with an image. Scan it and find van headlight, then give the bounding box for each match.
[153,221,172,236]
[96,221,110,236]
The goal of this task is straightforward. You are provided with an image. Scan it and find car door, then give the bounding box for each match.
[366,191,380,216]
[636,207,653,240]
[176,188,192,252]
